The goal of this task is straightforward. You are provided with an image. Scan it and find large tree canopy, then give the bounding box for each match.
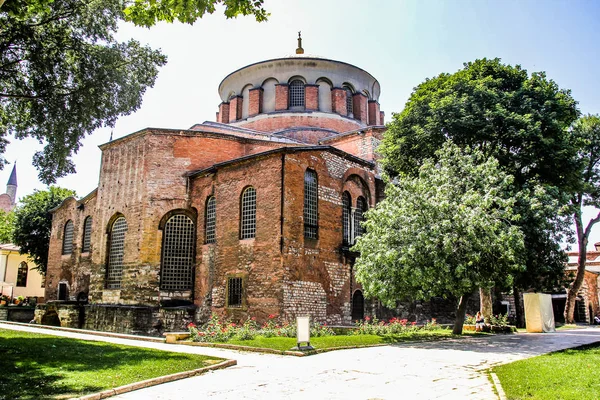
[13,186,76,274]
[354,143,524,334]
[379,58,580,189]
[565,114,600,323]
[123,0,269,27]
[0,0,167,183]
[378,59,580,317]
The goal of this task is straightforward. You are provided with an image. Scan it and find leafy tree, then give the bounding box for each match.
[565,115,600,323]
[354,143,524,334]
[0,209,14,243]
[378,58,579,325]
[1,0,167,183]
[123,0,269,27]
[13,186,76,274]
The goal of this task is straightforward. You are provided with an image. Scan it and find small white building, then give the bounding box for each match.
[0,244,45,301]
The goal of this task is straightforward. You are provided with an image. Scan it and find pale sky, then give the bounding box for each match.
[4,0,600,248]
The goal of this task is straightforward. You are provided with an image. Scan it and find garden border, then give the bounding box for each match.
[71,359,236,400]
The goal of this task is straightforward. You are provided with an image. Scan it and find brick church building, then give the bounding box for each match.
[43,38,389,332]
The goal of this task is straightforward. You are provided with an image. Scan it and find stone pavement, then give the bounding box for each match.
[2,322,600,399]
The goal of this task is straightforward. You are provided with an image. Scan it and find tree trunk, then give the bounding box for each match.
[564,209,600,323]
[479,287,493,320]
[513,287,525,328]
[452,293,472,335]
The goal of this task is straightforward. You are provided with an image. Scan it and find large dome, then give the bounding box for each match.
[214,55,384,137]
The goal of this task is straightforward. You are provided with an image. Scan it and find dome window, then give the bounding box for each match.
[289,79,305,108]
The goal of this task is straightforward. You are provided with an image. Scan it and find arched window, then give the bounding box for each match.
[240,187,256,239]
[106,216,127,289]
[344,86,353,116]
[205,196,216,244]
[160,214,195,291]
[82,216,92,253]
[342,192,351,245]
[353,196,367,241]
[304,169,318,239]
[16,262,28,287]
[62,220,74,255]
[289,79,305,108]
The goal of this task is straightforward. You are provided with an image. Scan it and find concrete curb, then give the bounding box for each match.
[489,372,507,400]
[71,359,237,400]
[0,320,164,343]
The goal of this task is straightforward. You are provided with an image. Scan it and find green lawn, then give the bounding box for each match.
[493,342,600,399]
[220,329,465,352]
[0,328,223,400]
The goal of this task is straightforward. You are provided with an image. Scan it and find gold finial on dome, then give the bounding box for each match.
[296,31,304,54]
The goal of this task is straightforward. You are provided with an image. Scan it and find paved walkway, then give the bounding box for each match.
[2,322,600,399]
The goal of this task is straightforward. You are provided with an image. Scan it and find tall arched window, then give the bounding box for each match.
[16,262,28,287]
[342,192,351,245]
[82,216,92,253]
[344,86,353,116]
[289,79,305,108]
[205,196,216,244]
[161,214,195,291]
[353,196,367,241]
[304,169,318,239]
[106,216,127,289]
[62,220,74,255]
[240,187,256,239]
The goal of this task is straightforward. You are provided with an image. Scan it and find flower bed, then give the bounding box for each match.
[187,314,334,343]
[187,314,445,343]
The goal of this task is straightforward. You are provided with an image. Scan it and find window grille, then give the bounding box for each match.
[345,87,353,115]
[289,80,305,107]
[240,187,256,239]
[304,169,318,239]
[205,197,216,244]
[160,214,195,291]
[106,217,127,289]
[82,216,92,253]
[227,277,243,307]
[16,262,28,287]
[353,197,367,241]
[342,192,351,245]
[62,220,74,255]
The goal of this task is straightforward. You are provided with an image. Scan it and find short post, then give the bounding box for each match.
[296,315,314,351]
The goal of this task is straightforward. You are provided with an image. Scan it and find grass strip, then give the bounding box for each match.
[493,342,600,400]
[0,328,222,400]
[216,329,477,352]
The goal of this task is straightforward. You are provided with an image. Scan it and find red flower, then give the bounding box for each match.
[187,322,196,328]
[268,314,277,319]
[411,321,417,326]
[251,317,256,321]
[364,316,371,322]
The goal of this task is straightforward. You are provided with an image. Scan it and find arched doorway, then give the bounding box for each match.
[352,290,364,321]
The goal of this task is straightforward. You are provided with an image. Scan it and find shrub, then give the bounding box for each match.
[187,313,335,342]
[353,316,440,335]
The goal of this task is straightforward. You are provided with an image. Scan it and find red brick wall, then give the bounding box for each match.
[352,93,368,124]
[234,114,363,135]
[331,88,347,116]
[218,102,230,124]
[368,101,380,125]
[47,196,96,301]
[380,111,385,125]
[191,156,284,321]
[248,88,263,117]
[305,85,319,111]
[275,84,289,111]
[229,96,242,122]
[323,128,385,161]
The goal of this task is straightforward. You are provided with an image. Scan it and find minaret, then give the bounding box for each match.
[6,163,16,208]
[296,31,304,54]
